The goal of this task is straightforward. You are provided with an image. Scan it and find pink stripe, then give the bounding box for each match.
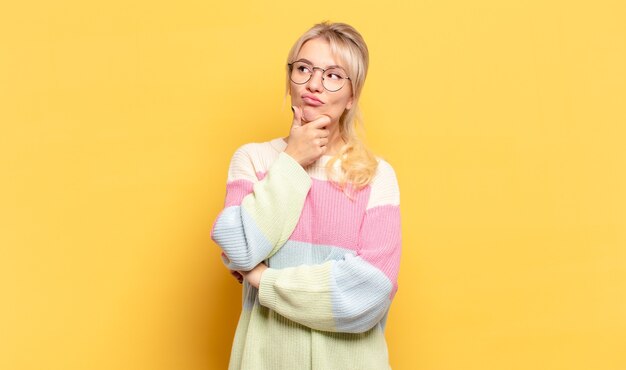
[289,178,371,250]
[223,179,254,208]
[213,171,265,240]
[223,172,379,251]
[223,171,265,208]
[211,178,256,240]
[357,204,402,297]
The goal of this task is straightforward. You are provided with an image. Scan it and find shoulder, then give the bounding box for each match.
[373,156,398,182]
[232,141,265,157]
[227,138,282,182]
[367,156,400,209]
[232,137,284,158]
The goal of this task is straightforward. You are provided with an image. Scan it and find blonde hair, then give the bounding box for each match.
[284,21,378,200]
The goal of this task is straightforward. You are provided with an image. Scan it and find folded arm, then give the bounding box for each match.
[258,202,401,333]
[211,147,311,271]
[257,160,401,333]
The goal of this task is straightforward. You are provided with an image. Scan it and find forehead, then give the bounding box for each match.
[296,38,346,69]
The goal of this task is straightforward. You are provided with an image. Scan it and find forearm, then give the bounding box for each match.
[212,151,311,270]
[257,256,394,333]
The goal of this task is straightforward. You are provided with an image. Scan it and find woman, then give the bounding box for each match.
[211,21,402,370]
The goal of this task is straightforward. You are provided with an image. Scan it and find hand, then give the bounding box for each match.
[228,269,244,284]
[238,262,268,289]
[284,105,331,167]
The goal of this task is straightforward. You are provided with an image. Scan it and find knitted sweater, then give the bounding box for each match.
[211,137,402,370]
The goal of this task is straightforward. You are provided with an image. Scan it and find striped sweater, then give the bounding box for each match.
[210,137,402,370]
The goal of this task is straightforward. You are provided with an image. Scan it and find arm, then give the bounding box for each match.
[257,162,401,333]
[210,146,311,271]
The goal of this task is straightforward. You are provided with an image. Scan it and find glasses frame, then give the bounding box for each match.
[287,60,352,92]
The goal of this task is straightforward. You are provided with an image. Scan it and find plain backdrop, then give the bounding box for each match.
[1,0,625,369]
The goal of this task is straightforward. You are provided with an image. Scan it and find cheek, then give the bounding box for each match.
[327,96,350,114]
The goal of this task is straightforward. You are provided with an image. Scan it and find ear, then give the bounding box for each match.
[346,95,354,110]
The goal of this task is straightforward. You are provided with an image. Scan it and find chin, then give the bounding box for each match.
[301,106,325,122]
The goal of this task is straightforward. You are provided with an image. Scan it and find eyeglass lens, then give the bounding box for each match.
[290,61,348,92]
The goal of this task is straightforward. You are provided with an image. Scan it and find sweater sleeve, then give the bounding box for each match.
[210,145,311,271]
[257,161,401,333]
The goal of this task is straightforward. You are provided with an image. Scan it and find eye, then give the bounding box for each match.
[327,73,343,80]
[297,64,312,73]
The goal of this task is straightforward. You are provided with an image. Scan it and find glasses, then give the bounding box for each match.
[287,60,351,92]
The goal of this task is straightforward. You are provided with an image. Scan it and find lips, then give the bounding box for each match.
[302,94,323,106]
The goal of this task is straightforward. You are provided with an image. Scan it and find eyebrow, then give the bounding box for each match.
[295,58,345,70]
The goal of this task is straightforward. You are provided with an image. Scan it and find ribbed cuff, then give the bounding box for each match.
[258,267,280,309]
[274,151,311,192]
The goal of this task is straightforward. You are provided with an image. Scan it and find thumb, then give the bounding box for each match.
[291,105,302,127]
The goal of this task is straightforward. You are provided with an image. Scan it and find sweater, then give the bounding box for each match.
[210,137,402,370]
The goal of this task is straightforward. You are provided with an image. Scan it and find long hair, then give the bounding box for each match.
[284,21,378,200]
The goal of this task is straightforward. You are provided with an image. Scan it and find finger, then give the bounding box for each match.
[318,129,330,138]
[291,105,302,127]
[230,270,242,278]
[308,115,331,129]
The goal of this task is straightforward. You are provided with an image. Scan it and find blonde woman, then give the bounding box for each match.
[211,21,402,370]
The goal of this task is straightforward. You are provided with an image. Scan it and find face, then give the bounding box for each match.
[289,37,354,124]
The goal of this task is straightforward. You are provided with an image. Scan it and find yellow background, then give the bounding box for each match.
[1,0,625,369]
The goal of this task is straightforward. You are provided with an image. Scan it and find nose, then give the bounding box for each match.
[306,68,324,93]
